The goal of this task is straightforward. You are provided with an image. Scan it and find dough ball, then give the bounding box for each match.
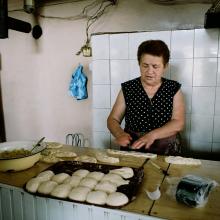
[63,175,81,187]
[102,173,129,186]
[73,169,90,178]
[109,167,134,179]
[86,171,105,181]
[38,181,58,195]
[95,181,117,194]
[37,170,55,181]
[79,177,97,189]
[51,173,70,184]
[106,192,129,207]
[68,186,91,202]
[50,183,72,198]
[26,177,42,193]
[86,191,107,205]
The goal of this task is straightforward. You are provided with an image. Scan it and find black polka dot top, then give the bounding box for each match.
[121,77,181,133]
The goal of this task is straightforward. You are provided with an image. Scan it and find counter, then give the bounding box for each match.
[0,145,219,220]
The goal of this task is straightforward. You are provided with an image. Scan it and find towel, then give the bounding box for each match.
[69,64,88,100]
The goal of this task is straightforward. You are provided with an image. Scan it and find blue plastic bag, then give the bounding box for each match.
[69,64,88,100]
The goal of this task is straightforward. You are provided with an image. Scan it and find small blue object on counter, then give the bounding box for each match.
[69,64,88,100]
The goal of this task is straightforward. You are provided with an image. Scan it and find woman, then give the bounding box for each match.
[107,40,185,155]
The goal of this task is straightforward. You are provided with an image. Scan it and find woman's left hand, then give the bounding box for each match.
[131,133,155,149]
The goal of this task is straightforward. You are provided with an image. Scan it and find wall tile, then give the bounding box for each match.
[92,60,110,84]
[110,85,121,108]
[213,116,220,142]
[181,86,192,114]
[92,132,110,149]
[194,28,219,58]
[193,58,217,86]
[171,30,194,58]
[110,60,130,84]
[92,85,110,108]
[110,34,129,59]
[93,109,110,132]
[129,60,140,80]
[128,31,171,59]
[180,114,191,152]
[91,34,109,59]
[170,59,193,86]
[217,58,220,86]
[215,87,220,115]
[190,115,213,142]
[190,141,212,153]
[192,87,215,115]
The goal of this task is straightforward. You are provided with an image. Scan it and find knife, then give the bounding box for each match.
[31,137,45,153]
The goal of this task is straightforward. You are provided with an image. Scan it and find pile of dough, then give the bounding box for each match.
[74,155,97,163]
[79,177,97,189]
[38,180,58,194]
[73,169,90,178]
[51,173,70,184]
[107,149,157,159]
[165,156,201,165]
[46,142,63,149]
[86,171,105,181]
[26,177,43,193]
[68,186,91,202]
[63,175,81,187]
[106,192,129,206]
[95,152,119,164]
[109,167,134,179]
[40,154,64,164]
[95,181,117,194]
[102,173,129,186]
[37,170,55,181]
[50,183,72,198]
[86,191,107,205]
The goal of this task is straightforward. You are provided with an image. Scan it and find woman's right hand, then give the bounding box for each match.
[115,132,132,147]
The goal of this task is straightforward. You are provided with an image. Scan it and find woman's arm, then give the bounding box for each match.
[132,89,185,149]
[107,90,132,146]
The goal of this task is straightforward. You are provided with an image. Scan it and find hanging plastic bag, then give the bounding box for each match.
[68,64,88,100]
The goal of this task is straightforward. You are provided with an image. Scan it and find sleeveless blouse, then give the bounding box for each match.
[121,77,181,133]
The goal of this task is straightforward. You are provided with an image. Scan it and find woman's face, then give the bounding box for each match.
[139,54,167,86]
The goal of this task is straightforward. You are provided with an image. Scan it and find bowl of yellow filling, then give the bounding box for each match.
[0,141,46,172]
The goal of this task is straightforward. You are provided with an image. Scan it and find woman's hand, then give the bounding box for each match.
[131,132,156,149]
[115,132,132,147]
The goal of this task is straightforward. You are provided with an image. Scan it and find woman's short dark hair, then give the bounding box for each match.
[137,40,170,66]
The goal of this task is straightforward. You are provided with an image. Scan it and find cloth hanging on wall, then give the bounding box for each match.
[68,64,88,100]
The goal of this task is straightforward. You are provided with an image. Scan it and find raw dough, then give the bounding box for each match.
[86,190,107,205]
[46,142,63,149]
[86,171,105,181]
[165,156,201,165]
[53,151,77,158]
[73,169,90,178]
[95,181,117,194]
[26,177,42,193]
[74,155,97,163]
[102,173,129,186]
[68,186,91,202]
[38,180,58,194]
[79,177,97,189]
[37,170,55,181]
[50,183,72,198]
[109,167,134,179]
[40,155,63,164]
[107,149,157,159]
[51,173,70,184]
[106,192,129,206]
[63,175,81,187]
[95,152,119,164]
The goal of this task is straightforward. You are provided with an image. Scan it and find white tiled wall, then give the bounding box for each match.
[91,28,220,156]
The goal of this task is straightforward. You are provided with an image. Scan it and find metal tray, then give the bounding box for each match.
[25,160,144,207]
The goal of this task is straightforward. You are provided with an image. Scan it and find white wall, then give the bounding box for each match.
[0,0,213,145]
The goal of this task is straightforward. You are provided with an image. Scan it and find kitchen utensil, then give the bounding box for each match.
[150,160,169,176]
[0,140,47,172]
[31,137,45,153]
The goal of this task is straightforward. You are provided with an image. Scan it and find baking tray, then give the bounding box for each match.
[24,160,144,207]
